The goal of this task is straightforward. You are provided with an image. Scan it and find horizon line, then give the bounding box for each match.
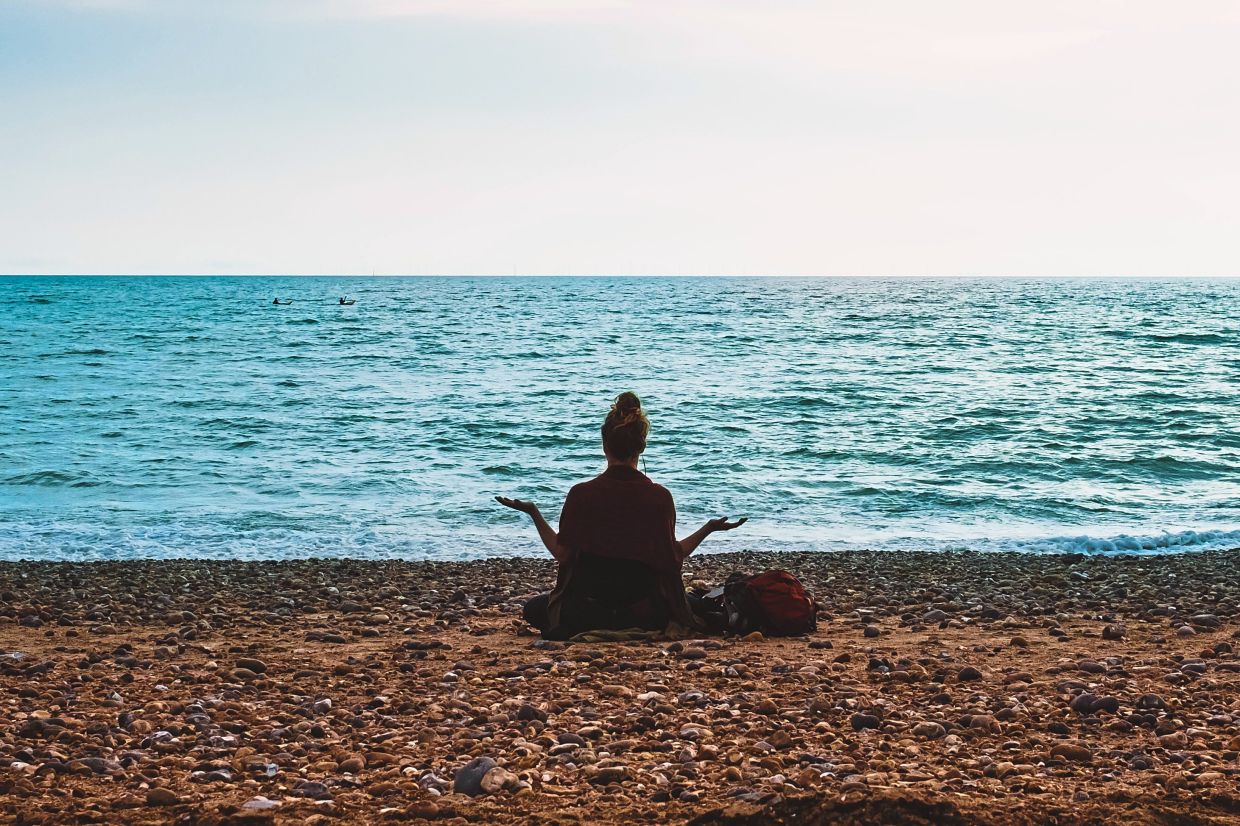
[3,273,1238,279]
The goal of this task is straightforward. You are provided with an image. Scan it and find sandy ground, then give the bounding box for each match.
[2,550,1240,825]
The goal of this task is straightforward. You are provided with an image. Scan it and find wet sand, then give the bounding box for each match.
[2,550,1239,825]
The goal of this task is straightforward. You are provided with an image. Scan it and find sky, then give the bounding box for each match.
[1,1,1238,276]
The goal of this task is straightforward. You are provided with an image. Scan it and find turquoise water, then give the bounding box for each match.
[2,276,1239,561]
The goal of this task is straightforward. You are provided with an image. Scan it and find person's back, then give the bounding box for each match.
[559,464,677,573]
[497,392,746,639]
[546,463,678,636]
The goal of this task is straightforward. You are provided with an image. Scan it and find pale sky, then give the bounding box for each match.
[2,1,1238,275]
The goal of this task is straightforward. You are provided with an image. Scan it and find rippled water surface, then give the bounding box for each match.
[2,276,1239,560]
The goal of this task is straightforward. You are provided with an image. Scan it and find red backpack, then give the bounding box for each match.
[719,570,817,636]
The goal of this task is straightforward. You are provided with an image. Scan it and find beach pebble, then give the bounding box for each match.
[295,781,332,800]
[1159,732,1188,749]
[145,788,180,806]
[516,703,548,722]
[1091,696,1120,714]
[1069,693,1099,713]
[587,764,630,784]
[453,757,497,796]
[481,766,518,794]
[912,722,946,739]
[242,796,281,810]
[850,713,881,731]
[1050,744,1093,763]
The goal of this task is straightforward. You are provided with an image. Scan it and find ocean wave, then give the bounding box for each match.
[961,528,1240,556]
[1141,332,1230,345]
[3,469,91,487]
[0,521,1236,562]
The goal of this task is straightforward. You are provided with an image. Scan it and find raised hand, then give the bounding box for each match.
[495,496,540,516]
[706,516,748,532]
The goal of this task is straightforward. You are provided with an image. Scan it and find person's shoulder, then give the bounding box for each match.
[567,477,600,496]
[648,479,674,502]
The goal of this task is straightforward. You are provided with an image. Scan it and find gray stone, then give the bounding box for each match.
[453,756,497,796]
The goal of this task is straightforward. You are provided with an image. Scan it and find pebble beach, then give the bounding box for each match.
[3,550,1240,825]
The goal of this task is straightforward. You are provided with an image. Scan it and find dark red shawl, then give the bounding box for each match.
[546,465,699,635]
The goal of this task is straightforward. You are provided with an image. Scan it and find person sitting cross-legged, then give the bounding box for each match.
[496,392,745,640]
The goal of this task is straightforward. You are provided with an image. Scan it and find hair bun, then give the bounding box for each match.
[613,391,642,415]
[602,392,649,461]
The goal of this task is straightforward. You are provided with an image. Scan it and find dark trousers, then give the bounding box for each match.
[523,593,552,632]
[522,591,715,635]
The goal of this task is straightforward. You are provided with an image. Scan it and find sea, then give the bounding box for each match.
[2,276,1239,562]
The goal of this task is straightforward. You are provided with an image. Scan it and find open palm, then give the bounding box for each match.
[707,516,747,532]
[495,496,539,516]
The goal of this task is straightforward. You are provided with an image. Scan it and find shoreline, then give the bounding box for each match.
[3,550,1239,824]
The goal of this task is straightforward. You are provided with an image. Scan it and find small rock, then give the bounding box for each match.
[1159,731,1188,749]
[1092,696,1120,715]
[295,781,332,800]
[516,703,548,722]
[242,796,280,810]
[480,766,516,794]
[1069,693,1098,714]
[145,788,180,806]
[588,764,629,784]
[850,713,881,731]
[1049,743,1093,763]
[406,802,441,819]
[453,757,497,796]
